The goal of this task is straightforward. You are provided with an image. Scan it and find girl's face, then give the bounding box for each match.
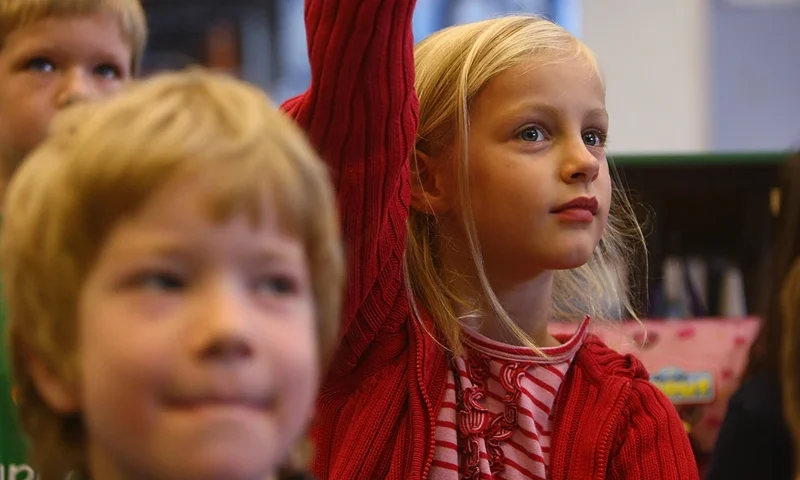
[428,58,611,286]
[34,176,319,480]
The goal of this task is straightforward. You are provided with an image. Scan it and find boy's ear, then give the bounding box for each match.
[410,149,454,216]
[26,351,79,414]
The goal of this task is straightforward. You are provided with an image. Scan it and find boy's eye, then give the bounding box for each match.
[25,57,55,73]
[518,126,548,142]
[94,63,122,80]
[139,272,184,292]
[582,130,607,148]
[255,274,300,296]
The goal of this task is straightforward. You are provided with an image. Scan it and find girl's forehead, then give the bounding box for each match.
[469,61,606,123]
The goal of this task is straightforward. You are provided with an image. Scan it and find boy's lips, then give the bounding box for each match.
[165,381,277,411]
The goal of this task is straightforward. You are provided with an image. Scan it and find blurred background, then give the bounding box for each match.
[140,1,800,474]
[142,0,800,154]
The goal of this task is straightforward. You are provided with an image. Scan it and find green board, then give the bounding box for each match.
[611,151,789,167]
[1,293,34,480]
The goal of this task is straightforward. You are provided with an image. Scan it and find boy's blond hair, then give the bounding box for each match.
[0,0,148,74]
[406,15,644,355]
[2,69,344,479]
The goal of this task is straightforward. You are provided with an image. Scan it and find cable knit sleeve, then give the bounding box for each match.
[281,1,418,367]
[608,379,700,480]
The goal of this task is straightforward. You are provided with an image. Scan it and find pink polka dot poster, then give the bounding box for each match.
[549,317,760,453]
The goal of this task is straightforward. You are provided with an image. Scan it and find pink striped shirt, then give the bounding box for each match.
[429,317,590,480]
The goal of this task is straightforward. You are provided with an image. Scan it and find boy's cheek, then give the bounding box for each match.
[98,80,128,98]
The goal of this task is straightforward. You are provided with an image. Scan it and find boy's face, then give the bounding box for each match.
[0,12,132,179]
[50,177,319,480]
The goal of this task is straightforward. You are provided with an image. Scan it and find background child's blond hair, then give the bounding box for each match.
[0,0,147,74]
[406,15,644,354]
[2,69,344,479]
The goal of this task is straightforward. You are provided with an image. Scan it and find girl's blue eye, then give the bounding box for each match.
[583,130,607,147]
[519,126,547,142]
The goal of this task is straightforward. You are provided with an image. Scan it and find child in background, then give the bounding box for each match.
[0,0,146,199]
[282,1,697,478]
[2,70,343,480]
[707,154,800,480]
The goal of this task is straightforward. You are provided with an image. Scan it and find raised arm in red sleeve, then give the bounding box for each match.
[281,0,419,378]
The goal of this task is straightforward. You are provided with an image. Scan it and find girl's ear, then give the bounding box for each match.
[410,149,454,215]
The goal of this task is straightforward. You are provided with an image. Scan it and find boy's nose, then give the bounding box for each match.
[192,283,256,365]
[56,69,97,108]
[199,334,253,364]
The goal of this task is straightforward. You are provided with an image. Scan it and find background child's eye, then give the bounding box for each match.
[518,126,548,142]
[25,57,55,73]
[94,64,122,80]
[582,130,607,147]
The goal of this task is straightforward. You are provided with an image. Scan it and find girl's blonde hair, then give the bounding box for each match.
[0,0,148,75]
[2,70,344,479]
[406,15,643,355]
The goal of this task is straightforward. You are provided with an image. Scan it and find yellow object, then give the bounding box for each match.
[771,187,781,217]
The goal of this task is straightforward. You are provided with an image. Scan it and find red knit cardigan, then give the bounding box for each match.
[281,1,699,479]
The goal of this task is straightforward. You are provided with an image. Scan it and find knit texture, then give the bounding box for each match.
[282,1,699,479]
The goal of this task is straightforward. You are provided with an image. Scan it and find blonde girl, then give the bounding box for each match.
[284,1,697,478]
